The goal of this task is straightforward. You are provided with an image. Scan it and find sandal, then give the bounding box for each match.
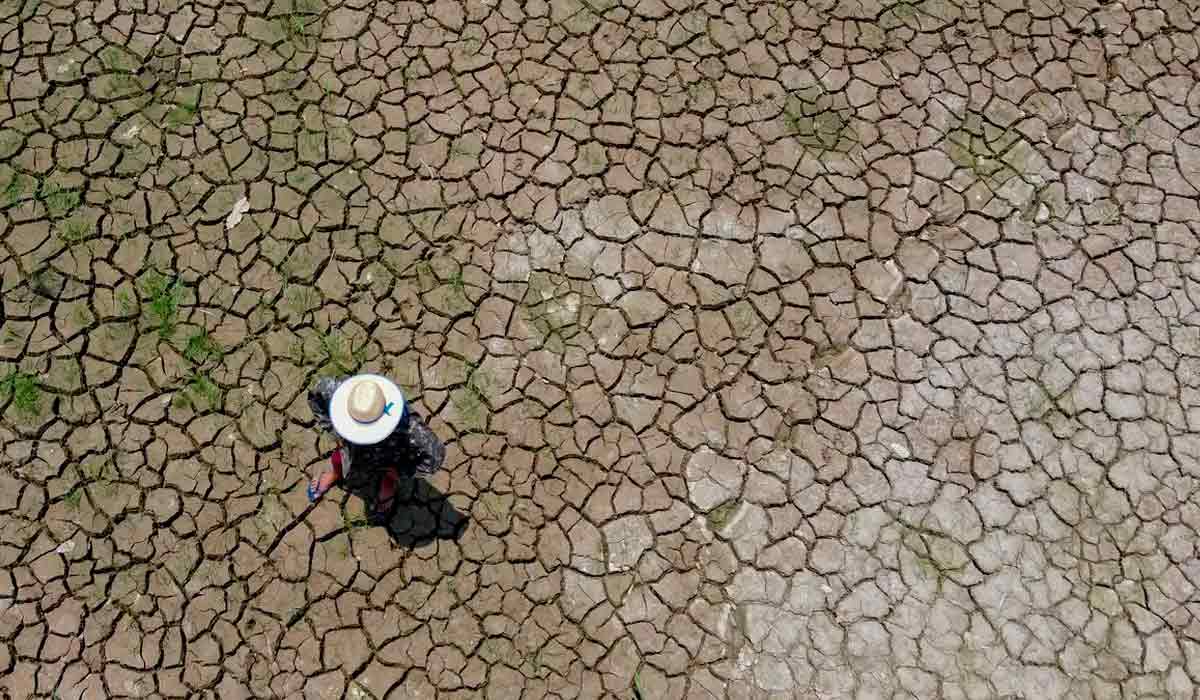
[307,473,335,502]
[307,449,347,502]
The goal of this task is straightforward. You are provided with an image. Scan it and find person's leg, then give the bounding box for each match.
[371,467,399,521]
[307,447,347,501]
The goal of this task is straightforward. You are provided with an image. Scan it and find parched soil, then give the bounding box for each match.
[4,0,1200,698]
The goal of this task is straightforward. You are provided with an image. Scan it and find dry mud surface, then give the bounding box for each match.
[4,0,1200,698]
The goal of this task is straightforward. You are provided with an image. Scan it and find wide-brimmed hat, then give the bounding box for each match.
[329,374,405,445]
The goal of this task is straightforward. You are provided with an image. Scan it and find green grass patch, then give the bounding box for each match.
[1117,111,1146,142]
[63,486,83,510]
[284,284,321,314]
[100,46,133,72]
[520,273,593,355]
[452,362,489,431]
[706,499,740,530]
[73,305,94,326]
[175,371,221,411]
[2,172,30,205]
[476,491,511,530]
[0,131,19,159]
[448,267,466,296]
[25,266,59,298]
[164,92,200,128]
[279,0,322,48]
[782,90,857,154]
[97,46,148,98]
[0,370,42,416]
[525,300,577,354]
[943,116,1028,188]
[279,250,313,279]
[448,137,478,159]
[281,13,309,43]
[341,503,370,531]
[318,331,365,375]
[81,457,115,483]
[38,181,84,218]
[117,289,137,316]
[886,0,918,19]
[414,260,436,291]
[182,328,222,364]
[18,0,40,20]
[139,270,185,338]
[57,217,94,244]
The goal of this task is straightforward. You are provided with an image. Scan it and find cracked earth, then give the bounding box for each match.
[4,0,1200,697]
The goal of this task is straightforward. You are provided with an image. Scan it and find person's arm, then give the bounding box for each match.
[405,412,445,474]
[307,376,345,430]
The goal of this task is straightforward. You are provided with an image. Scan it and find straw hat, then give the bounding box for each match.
[328,375,405,445]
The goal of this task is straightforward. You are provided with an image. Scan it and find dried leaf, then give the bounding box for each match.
[226,196,251,231]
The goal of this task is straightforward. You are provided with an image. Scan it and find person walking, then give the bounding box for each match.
[305,374,445,522]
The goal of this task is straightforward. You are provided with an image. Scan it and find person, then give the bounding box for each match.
[305,374,445,522]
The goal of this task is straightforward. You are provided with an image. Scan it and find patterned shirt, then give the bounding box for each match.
[307,377,445,476]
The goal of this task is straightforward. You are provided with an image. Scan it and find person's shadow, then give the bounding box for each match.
[340,466,468,547]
